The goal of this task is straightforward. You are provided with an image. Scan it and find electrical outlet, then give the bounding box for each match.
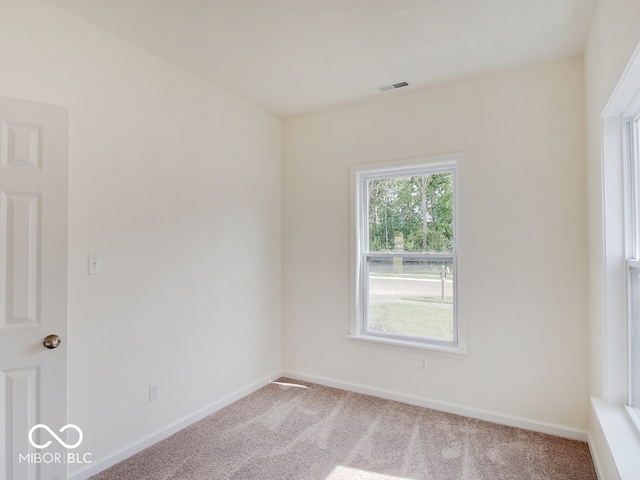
[149,384,159,402]
[418,358,428,372]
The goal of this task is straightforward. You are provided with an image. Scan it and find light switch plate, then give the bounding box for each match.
[88,254,102,275]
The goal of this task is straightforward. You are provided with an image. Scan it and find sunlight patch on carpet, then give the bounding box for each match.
[325,465,415,480]
[270,380,310,389]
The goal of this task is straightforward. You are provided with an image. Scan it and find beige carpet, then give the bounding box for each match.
[91,378,597,480]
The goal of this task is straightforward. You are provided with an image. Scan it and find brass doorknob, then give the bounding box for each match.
[43,334,61,349]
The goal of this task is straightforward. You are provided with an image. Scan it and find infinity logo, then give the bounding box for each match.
[28,424,83,450]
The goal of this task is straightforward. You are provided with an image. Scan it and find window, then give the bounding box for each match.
[595,34,640,474]
[626,112,640,425]
[350,154,466,354]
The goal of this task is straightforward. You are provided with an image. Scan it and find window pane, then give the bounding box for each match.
[368,173,453,253]
[366,256,454,342]
[631,266,640,409]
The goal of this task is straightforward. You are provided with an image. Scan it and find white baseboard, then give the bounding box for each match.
[69,371,282,480]
[587,432,606,480]
[281,369,590,442]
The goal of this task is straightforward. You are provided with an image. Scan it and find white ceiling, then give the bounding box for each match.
[49,0,596,117]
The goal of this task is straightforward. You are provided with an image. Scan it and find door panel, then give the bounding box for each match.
[0,96,69,480]
[1,367,39,480]
[1,191,41,327]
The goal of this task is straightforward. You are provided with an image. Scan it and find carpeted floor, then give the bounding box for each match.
[91,378,597,479]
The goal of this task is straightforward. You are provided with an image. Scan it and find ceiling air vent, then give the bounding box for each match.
[379,80,410,92]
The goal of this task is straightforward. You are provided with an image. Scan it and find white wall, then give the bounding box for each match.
[283,57,589,431]
[584,1,640,478]
[0,0,282,475]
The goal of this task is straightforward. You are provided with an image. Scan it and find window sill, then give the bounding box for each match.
[591,398,640,479]
[347,334,469,357]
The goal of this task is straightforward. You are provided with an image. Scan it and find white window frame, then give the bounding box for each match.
[349,153,467,355]
[624,108,640,430]
[592,36,640,479]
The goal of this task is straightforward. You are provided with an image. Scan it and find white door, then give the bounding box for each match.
[0,96,69,480]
